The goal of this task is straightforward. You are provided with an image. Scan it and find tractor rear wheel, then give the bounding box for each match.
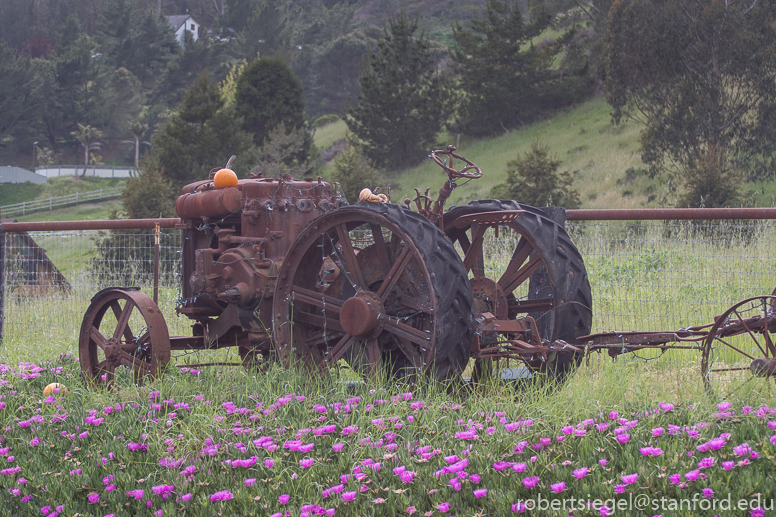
[443,200,592,379]
[273,202,475,383]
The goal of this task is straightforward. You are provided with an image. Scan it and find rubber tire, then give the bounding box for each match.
[274,202,476,382]
[443,200,593,379]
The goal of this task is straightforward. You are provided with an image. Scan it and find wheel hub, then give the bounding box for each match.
[104,340,121,360]
[339,292,384,337]
[751,358,776,377]
[470,276,508,319]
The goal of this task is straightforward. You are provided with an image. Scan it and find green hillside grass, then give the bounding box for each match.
[313,119,349,151]
[0,176,127,207]
[318,96,776,209]
[14,200,123,222]
[392,97,649,208]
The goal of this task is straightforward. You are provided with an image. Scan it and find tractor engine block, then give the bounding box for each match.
[174,173,347,345]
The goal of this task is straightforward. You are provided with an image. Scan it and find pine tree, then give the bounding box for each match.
[346,9,451,169]
[505,140,580,208]
[234,57,311,163]
[153,73,256,186]
[451,0,577,136]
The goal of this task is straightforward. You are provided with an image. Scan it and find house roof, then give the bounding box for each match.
[166,15,196,32]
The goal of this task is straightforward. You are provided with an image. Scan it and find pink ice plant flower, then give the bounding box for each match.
[522,476,539,489]
[621,473,638,485]
[573,467,588,479]
[210,490,233,502]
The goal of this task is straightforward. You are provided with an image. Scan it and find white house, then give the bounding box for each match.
[167,15,200,47]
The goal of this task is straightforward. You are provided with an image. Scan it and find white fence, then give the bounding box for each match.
[35,165,135,178]
[0,187,124,218]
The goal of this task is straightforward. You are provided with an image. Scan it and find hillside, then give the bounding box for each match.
[319,96,776,209]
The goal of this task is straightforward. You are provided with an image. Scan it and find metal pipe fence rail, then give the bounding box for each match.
[1,209,775,368]
[0,187,125,218]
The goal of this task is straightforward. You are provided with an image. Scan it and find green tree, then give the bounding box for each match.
[153,72,256,186]
[330,140,383,204]
[0,43,40,143]
[605,0,776,207]
[103,67,144,145]
[451,0,579,136]
[71,124,103,178]
[123,156,178,218]
[503,140,580,208]
[229,0,288,58]
[252,122,319,178]
[54,17,108,146]
[346,9,451,169]
[125,121,151,170]
[235,57,308,148]
[152,32,232,110]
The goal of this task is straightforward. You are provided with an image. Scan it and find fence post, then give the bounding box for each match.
[529,207,567,341]
[153,223,160,304]
[0,230,5,345]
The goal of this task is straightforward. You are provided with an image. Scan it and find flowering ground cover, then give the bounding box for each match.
[0,355,775,516]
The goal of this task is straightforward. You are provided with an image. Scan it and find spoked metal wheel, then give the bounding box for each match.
[79,288,171,387]
[443,200,593,380]
[273,203,474,382]
[701,295,776,395]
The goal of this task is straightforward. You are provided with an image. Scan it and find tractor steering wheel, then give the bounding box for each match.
[430,145,483,180]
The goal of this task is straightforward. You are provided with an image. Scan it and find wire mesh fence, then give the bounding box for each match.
[1,217,774,368]
[0,229,189,350]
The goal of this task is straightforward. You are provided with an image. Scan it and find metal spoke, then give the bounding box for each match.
[294,311,345,333]
[711,336,756,361]
[377,246,412,300]
[321,334,357,367]
[382,318,431,347]
[112,300,135,342]
[290,285,343,312]
[394,337,424,369]
[497,237,534,293]
[120,350,151,372]
[90,326,109,350]
[335,224,366,289]
[366,338,381,380]
[732,309,767,357]
[462,224,487,275]
[499,254,543,295]
[370,223,392,275]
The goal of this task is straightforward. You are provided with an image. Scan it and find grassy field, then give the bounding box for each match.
[0,176,127,207]
[1,212,775,516]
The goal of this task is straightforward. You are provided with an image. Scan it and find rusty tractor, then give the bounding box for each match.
[78,146,776,393]
[79,146,594,387]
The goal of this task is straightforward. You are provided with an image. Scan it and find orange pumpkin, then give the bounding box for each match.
[43,382,69,396]
[213,168,238,188]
